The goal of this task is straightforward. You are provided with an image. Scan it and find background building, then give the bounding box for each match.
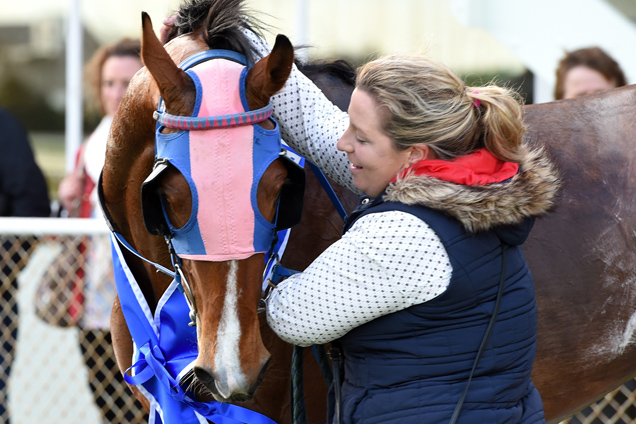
[0,0,634,192]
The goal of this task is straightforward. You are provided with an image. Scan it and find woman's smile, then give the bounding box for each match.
[336,88,416,198]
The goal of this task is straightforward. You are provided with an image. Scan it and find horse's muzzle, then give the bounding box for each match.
[193,359,271,403]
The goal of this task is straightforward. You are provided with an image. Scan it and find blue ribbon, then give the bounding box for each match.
[111,235,278,424]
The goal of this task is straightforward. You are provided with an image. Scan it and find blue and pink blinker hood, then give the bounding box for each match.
[141,50,304,261]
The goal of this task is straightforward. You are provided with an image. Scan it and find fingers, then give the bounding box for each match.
[57,174,84,212]
[159,13,177,45]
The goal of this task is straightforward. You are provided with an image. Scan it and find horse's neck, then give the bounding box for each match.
[105,81,156,198]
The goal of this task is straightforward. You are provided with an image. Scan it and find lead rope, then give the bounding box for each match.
[293,164,344,424]
[291,345,308,424]
[329,346,342,424]
[448,244,507,424]
[258,159,346,424]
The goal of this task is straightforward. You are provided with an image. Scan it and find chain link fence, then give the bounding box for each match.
[1,217,636,423]
[562,379,636,424]
[0,217,146,424]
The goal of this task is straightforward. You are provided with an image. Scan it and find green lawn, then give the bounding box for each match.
[30,132,67,201]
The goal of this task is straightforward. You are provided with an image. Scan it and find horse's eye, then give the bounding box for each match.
[159,192,179,229]
[160,188,191,230]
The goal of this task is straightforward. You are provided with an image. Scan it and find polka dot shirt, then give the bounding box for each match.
[267,210,452,347]
[247,30,453,347]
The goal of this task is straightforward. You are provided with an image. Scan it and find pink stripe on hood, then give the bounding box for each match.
[185,59,257,261]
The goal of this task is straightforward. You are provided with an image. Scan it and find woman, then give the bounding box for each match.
[57,38,146,423]
[162,10,560,423]
[262,54,559,424]
[554,46,626,100]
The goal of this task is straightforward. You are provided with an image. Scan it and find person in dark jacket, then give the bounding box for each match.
[0,106,50,423]
[0,107,50,218]
[259,53,560,423]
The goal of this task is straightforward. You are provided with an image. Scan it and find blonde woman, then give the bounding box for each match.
[260,53,559,424]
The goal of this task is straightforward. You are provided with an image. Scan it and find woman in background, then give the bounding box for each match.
[554,46,626,100]
[57,38,147,424]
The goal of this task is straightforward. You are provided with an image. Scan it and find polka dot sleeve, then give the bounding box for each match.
[265,211,453,347]
[245,29,358,193]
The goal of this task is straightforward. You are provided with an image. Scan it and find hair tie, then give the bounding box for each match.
[473,91,481,108]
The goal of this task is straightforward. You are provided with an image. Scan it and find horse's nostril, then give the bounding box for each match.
[194,366,215,389]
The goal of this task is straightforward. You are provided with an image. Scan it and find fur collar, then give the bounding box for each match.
[384,145,562,233]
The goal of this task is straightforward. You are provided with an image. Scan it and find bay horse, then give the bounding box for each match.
[523,86,636,423]
[102,0,353,422]
[102,1,636,423]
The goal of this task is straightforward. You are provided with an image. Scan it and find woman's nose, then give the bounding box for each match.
[337,129,353,153]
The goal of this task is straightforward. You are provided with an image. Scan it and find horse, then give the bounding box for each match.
[103,0,636,423]
[102,1,355,422]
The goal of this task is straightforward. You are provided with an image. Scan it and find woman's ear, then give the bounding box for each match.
[407,144,435,166]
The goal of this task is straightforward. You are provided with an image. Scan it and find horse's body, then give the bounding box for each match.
[104,1,636,423]
[522,85,636,422]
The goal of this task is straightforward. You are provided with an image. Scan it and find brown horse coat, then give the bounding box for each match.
[522,85,636,422]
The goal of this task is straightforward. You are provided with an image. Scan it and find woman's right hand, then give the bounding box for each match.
[58,173,84,214]
[159,14,178,45]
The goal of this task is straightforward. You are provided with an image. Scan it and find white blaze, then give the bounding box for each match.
[214,260,247,398]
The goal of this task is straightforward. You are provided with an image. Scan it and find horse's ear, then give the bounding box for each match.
[141,12,192,112]
[245,34,294,109]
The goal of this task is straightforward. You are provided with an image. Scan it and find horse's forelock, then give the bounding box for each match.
[173,0,262,64]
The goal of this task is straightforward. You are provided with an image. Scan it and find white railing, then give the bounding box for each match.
[0,217,109,235]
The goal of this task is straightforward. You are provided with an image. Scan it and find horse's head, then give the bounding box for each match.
[104,1,296,403]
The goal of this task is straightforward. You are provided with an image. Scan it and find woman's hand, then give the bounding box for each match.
[57,173,84,214]
[159,13,178,45]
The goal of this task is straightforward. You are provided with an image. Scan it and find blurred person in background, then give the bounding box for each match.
[0,106,50,423]
[554,46,627,100]
[57,38,146,424]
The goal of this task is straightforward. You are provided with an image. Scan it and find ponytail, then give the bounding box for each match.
[468,86,526,163]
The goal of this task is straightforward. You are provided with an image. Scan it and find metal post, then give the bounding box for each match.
[294,0,309,62]
[65,0,83,173]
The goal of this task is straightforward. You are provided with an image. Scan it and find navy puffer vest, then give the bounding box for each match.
[331,197,545,424]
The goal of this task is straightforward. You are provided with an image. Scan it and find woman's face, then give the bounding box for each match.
[563,65,617,99]
[101,55,143,116]
[337,88,417,198]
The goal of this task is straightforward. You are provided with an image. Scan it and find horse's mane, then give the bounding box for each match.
[296,59,357,88]
[168,0,264,63]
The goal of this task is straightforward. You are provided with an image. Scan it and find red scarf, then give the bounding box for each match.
[392,148,519,186]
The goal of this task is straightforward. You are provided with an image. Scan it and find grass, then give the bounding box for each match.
[30,132,67,201]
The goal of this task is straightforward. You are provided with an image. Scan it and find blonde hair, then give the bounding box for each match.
[356,55,526,163]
